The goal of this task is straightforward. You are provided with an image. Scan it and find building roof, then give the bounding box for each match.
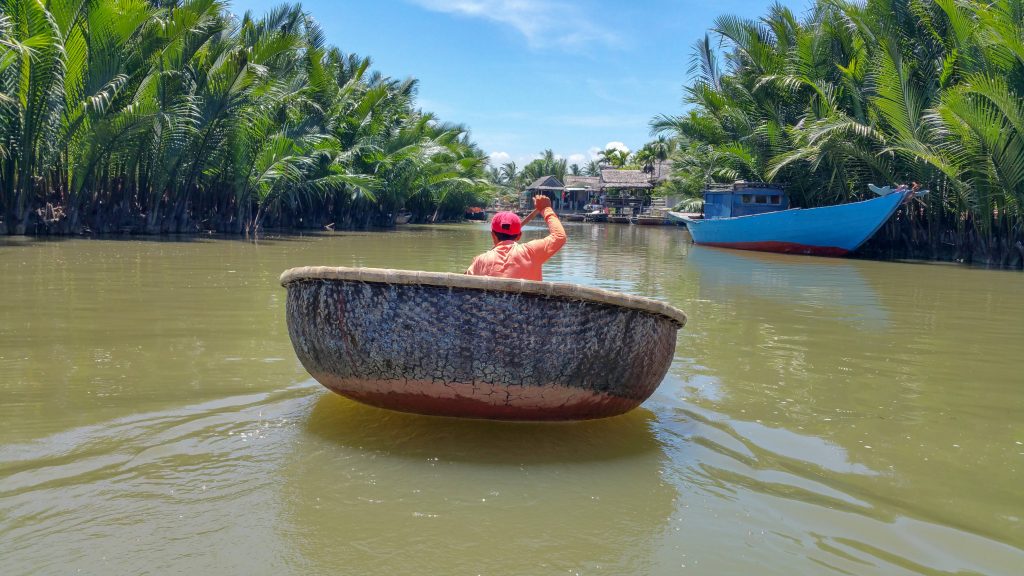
[564,175,600,189]
[600,169,653,189]
[525,175,564,191]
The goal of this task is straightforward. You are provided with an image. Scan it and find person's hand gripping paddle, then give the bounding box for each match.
[520,194,552,226]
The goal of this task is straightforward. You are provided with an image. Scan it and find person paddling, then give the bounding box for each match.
[466,195,566,281]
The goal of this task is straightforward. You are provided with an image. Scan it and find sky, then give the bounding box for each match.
[230,0,809,167]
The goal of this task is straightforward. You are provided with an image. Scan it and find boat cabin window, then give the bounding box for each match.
[741,193,781,204]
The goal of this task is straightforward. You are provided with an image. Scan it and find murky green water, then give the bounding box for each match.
[1,223,1022,574]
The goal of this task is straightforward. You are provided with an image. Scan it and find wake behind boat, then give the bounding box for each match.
[670,182,920,257]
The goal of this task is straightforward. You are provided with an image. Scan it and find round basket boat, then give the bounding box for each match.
[280,267,687,421]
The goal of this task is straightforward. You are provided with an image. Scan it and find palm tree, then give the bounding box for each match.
[500,161,519,187]
[520,149,567,183]
[0,0,65,233]
[598,148,629,168]
[0,0,494,235]
[651,0,1024,264]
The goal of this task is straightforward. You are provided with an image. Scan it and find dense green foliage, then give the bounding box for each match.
[0,0,492,235]
[654,0,1024,265]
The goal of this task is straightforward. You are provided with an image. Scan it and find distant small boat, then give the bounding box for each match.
[465,206,487,221]
[394,211,412,225]
[281,267,687,421]
[562,213,586,222]
[669,182,919,257]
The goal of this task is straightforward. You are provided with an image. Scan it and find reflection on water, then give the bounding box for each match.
[686,245,889,329]
[2,225,1022,574]
[671,244,1024,573]
[280,394,675,574]
[661,397,1023,575]
[304,392,663,464]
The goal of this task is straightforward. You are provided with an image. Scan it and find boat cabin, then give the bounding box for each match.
[703,181,788,219]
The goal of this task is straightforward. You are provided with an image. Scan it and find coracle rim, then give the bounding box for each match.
[280,266,687,328]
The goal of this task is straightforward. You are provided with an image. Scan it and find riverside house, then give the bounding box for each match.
[522,160,673,213]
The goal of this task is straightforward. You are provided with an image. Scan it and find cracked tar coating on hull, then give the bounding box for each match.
[282,267,686,421]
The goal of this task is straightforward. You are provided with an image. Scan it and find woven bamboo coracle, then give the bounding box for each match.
[281,266,687,421]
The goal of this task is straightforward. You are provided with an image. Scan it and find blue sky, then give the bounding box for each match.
[230,1,808,167]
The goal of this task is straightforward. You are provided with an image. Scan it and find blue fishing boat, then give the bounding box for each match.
[669,182,918,257]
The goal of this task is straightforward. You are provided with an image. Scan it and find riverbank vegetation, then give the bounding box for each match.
[654,0,1024,267]
[0,0,492,235]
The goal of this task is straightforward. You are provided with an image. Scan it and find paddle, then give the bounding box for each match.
[520,209,539,226]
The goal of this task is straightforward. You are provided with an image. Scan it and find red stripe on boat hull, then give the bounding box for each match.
[701,241,850,257]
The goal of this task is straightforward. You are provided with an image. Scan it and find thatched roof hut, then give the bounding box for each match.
[564,175,600,190]
[600,168,653,190]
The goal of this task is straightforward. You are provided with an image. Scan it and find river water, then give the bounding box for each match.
[1,223,1021,575]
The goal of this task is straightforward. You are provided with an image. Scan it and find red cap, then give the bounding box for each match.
[490,211,522,236]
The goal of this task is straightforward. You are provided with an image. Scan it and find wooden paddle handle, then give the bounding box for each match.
[521,209,539,226]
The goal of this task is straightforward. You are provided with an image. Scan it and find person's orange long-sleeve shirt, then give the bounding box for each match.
[466,209,566,281]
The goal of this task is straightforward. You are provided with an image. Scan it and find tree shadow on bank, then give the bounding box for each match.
[0,230,356,249]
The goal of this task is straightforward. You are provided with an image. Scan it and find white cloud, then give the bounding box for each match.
[587,146,603,160]
[407,0,620,50]
[604,141,631,154]
[487,151,511,166]
[567,153,587,164]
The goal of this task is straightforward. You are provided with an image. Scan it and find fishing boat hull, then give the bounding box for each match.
[672,191,907,256]
[281,267,687,421]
